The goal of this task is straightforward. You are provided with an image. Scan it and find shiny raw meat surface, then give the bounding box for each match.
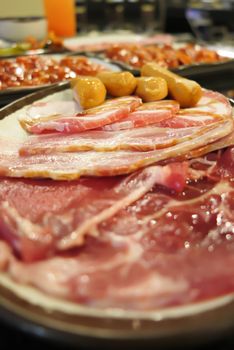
[0,163,187,261]
[1,148,234,311]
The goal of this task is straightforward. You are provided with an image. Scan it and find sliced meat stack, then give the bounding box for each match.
[0,89,232,180]
[0,84,234,312]
[20,96,142,133]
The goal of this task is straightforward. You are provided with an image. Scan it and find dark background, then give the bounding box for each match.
[1,317,234,350]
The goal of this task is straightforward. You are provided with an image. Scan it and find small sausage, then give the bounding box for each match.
[97,71,137,97]
[71,76,106,109]
[135,77,168,102]
[141,63,202,108]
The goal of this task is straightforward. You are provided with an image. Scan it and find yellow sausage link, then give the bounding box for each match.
[141,63,202,108]
[135,77,168,102]
[71,76,106,109]
[97,71,137,97]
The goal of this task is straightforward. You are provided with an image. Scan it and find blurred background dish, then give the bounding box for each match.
[0,32,69,58]
[0,53,122,107]
[63,31,175,53]
[0,16,47,42]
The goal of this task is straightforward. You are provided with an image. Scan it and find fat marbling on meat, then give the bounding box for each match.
[1,148,234,310]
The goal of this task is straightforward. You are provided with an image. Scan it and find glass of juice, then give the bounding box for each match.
[43,0,77,37]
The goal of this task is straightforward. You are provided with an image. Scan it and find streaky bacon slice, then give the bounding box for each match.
[158,112,221,128]
[21,96,142,134]
[102,100,179,131]
[158,90,232,128]
[0,119,232,180]
[18,90,233,155]
[184,89,232,116]
[19,124,207,155]
[185,130,234,160]
[0,163,188,261]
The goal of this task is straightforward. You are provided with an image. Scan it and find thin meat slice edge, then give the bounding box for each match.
[19,125,210,155]
[102,100,180,131]
[0,118,232,180]
[20,96,142,134]
[19,89,233,155]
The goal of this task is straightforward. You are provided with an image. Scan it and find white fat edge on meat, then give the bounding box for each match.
[187,90,232,116]
[176,114,217,122]
[0,119,232,181]
[9,235,143,282]
[21,125,204,154]
[0,233,145,299]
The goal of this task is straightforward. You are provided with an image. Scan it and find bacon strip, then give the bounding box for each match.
[21,96,142,134]
[19,125,208,155]
[185,130,234,160]
[184,89,232,116]
[0,119,232,180]
[102,100,179,131]
[158,90,232,128]
[19,90,233,155]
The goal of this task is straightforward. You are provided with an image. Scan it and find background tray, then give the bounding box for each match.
[0,54,122,107]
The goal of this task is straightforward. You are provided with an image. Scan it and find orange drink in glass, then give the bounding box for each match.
[43,0,76,37]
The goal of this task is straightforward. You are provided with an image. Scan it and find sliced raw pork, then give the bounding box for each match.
[1,148,234,310]
[18,89,233,156]
[0,117,232,180]
[158,90,232,128]
[0,162,187,261]
[21,96,142,134]
[19,124,210,155]
[102,100,179,131]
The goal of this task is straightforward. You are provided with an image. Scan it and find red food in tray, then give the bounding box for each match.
[105,43,227,69]
[0,55,106,90]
